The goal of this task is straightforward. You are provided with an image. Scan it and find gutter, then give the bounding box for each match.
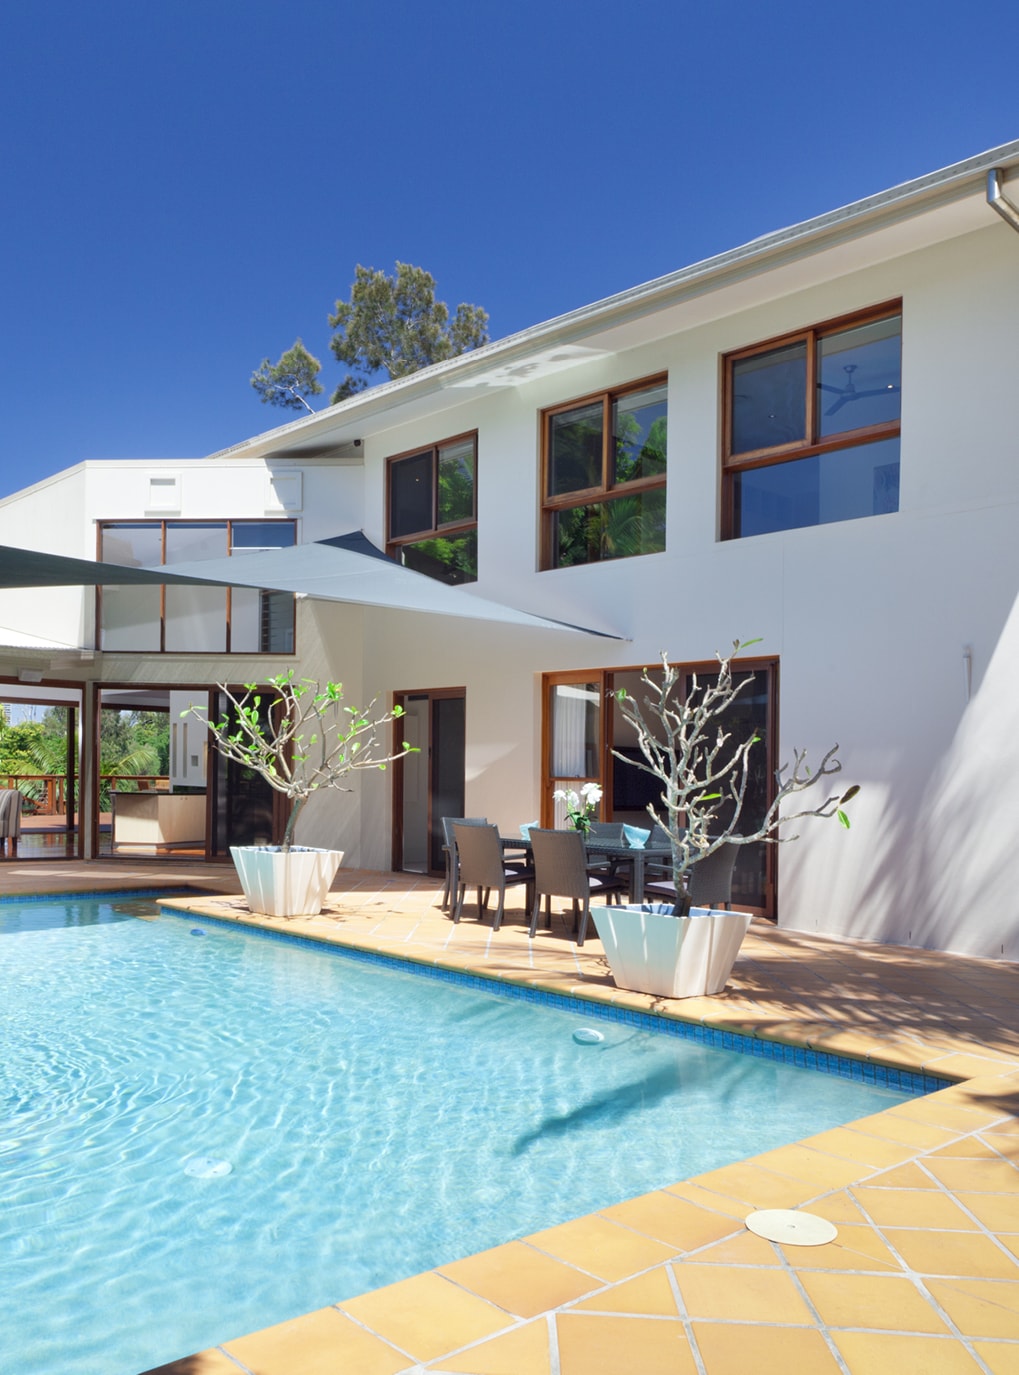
[208,139,1019,463]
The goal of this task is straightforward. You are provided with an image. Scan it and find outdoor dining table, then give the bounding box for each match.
[500,833,672,904]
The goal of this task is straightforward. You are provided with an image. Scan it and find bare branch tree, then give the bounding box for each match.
[185,672,416,850]
[613,641,858,914]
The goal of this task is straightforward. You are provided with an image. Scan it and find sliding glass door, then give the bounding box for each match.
[541,659,777,916]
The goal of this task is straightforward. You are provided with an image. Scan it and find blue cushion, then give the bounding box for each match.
[519,821,539,839]
[623,825,651,848]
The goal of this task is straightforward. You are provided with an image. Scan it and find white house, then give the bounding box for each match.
[2,139,1019,960]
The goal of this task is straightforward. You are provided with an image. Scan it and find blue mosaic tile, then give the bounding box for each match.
[143,901,954,1098]
[0,887,210,905]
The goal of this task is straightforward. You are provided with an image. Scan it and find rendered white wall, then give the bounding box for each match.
[353,221,1019,960]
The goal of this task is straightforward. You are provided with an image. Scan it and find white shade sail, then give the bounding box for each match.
[0,533,623,638]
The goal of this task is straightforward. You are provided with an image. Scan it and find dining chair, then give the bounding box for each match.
[586,821,626,843]
[644,840,738,910]
[440,816,487,910]
[647,823,675,849]
[643,823,681,881]
[527,827,626,946]
[0,789,23,858]
[584,819,628,881]
[451,823,534,931]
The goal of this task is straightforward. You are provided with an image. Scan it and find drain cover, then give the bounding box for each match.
[745,1209,837,1246]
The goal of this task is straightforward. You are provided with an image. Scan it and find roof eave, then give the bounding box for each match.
[208,138,1019,462]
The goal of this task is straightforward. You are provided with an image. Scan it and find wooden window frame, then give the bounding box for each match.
[721,301,902,539]
[385,431,478,579]
[540,374,668,570]
[95,518,298,655]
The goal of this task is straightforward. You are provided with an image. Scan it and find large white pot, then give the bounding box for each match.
[591,903,752,998]
[230,845,344,918]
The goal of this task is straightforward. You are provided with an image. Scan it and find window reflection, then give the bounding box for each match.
[731,343,807,454]
[818,316,901,437]
[733,438,901,537]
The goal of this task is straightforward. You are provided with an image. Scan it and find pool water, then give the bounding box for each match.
[1,895,915,1374]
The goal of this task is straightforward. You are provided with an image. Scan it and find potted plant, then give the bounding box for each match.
[185,672,415,918]
[553,782,602,835]
[591,640,858,997]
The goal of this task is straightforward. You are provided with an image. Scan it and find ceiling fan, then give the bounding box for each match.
[818,363,900,417]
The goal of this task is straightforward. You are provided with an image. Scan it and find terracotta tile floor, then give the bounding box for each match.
[5,861,1019,1375]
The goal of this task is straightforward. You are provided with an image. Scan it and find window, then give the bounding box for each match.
[723,304,901,539]
[98,520,296,653]
[386,433,477,584]
[541,378,667,569]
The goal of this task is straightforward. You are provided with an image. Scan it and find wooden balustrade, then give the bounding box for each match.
[0,775,170,815]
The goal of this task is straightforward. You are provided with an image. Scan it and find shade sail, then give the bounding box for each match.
[0,544,201,589]
[0,534,623,638]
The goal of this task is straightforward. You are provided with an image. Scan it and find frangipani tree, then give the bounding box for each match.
[186,672,416,851]
[613,641,858,915]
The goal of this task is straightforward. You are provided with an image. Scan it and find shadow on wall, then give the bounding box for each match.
[846,584,1019,961]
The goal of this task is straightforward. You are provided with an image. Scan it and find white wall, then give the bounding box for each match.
[351,221,1019,960]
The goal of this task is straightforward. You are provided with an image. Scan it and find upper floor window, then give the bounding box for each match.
[723,304,901,539]
[541,377,667,569]
[98,520,296,653]
[386,433,477,584]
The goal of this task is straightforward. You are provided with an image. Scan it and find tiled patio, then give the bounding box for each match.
[5,861,1019,1374]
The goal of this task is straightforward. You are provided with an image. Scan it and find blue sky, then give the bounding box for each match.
[1,0,1016,501]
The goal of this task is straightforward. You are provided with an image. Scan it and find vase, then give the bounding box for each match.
[590,902,752,998]
[230,845,344,919]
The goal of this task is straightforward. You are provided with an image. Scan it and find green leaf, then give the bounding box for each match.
[837,809,851,829]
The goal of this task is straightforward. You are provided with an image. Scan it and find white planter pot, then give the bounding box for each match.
[230,845,344,918]
[591,903,752,998]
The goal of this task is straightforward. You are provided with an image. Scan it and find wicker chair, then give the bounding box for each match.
[585,819,628,879]
[0,789,23,858]
[644,841,738,910]
[586,821,626,843]
[647,823,675,849]
[527,828,627,946]
[643,824,682,880]
[451,823,534,931]
[440,816,488,910]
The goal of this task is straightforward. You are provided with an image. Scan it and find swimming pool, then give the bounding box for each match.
[1,893,930,1374]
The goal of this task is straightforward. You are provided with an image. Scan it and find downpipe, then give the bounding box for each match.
[987,169,1019,233]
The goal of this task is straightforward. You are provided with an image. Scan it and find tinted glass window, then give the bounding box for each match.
[436,439,475,526]
[230,522,296,551]
[390,451,434,537]
[553,488,666,567]
[101,524,163,568]
[548,402,603,496]
[398,531,478,584]
[732,437,900,537]
[613,383,668,483]
[818,316,901,437]
[731,342,807,454]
